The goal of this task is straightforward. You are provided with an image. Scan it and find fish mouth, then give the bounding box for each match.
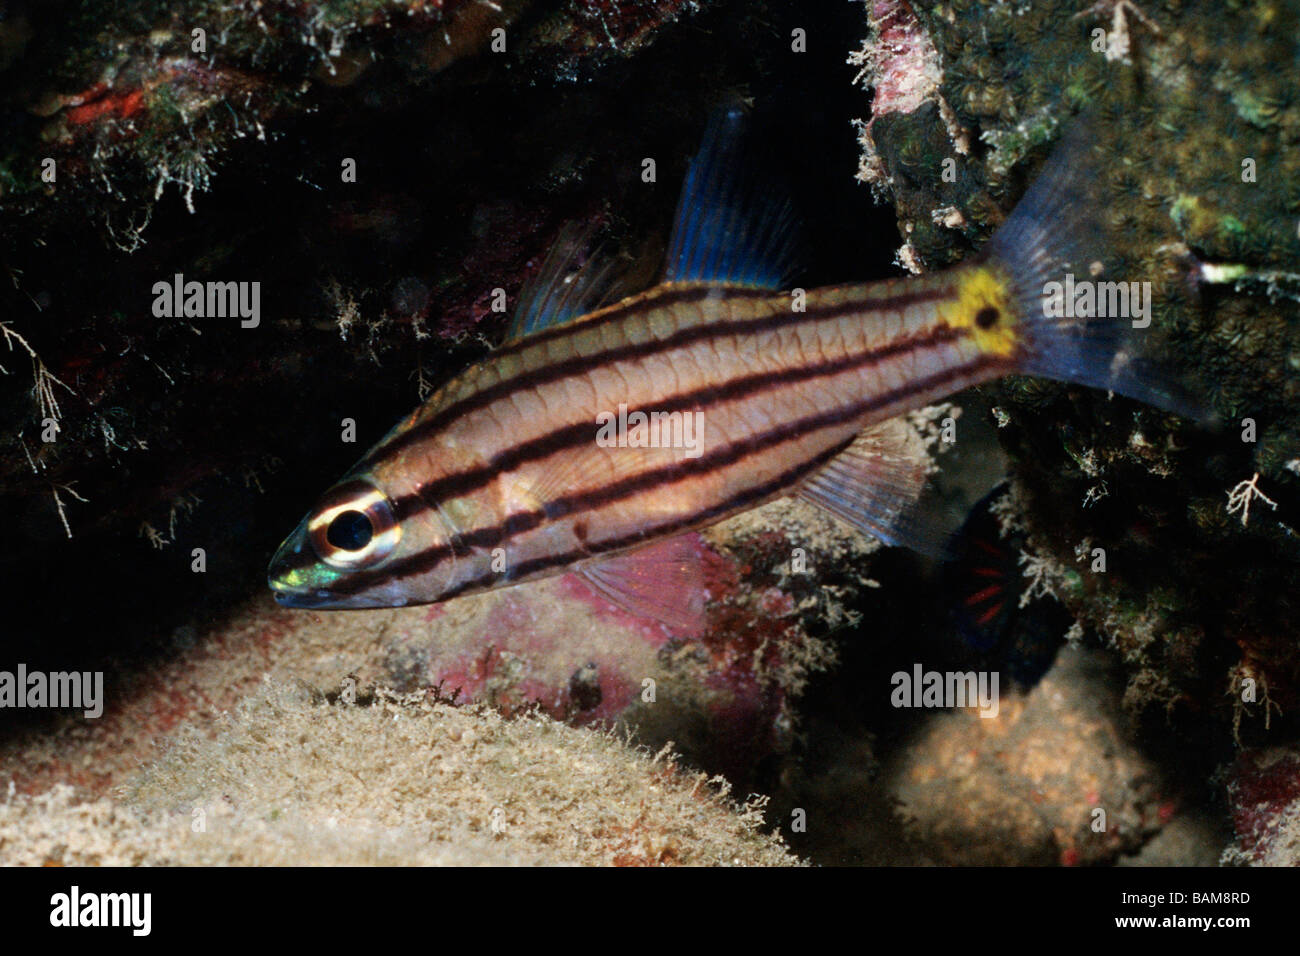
[267,560,354,609]
[268,578,399,610]
[267,535,392,610]
[263,554,332,606]
[267,522,337,608]
[268,579,338,609]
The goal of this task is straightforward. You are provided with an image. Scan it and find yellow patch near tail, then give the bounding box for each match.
[942,265,1021,359]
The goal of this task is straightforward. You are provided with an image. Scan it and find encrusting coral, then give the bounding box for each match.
[1,679,800,866]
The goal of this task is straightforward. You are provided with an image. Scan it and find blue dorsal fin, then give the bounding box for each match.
[663,105,801,289]
[507,222,624,341]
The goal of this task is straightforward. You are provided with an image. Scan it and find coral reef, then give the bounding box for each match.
[0,680,798,866]
[1222,743,1300,866]
[3,0,895,867]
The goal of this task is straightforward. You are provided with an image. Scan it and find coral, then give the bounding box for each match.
[768,640,1212,865]
[6,0,1290,867]
[1222,744,1300,866]
[884,647,1178,866]
[0,680,799,866]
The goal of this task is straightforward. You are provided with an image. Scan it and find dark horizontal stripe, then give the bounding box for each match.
[494,283,772,363]
[390,309,964,522]
[366,281,954,466]
[324,353,998,598]
[436,436,859,602]
[362,285,735,467]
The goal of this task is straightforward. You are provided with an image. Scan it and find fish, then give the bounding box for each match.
[268,107,1202,623]
[944,482,1070,688]
[946,484,1021,655]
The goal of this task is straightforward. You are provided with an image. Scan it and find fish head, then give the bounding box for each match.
[268,475,458,609]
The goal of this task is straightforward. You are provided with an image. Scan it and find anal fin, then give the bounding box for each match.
[796,418,952,558]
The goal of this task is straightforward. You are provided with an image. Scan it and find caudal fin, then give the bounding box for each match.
[983,123,1212,422]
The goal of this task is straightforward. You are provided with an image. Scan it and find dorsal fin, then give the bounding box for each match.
[662,104,801,290]
[507,222,624,341]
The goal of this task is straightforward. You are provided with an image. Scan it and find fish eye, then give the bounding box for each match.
[308,480,400,569]
[327,510,373,551]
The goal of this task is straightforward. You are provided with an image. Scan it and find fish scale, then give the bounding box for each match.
[406,278,961,499]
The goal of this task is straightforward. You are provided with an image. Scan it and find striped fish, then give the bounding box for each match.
[268,109,1199,622]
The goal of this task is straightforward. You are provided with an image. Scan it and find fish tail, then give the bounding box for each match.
[979,123,1211,422]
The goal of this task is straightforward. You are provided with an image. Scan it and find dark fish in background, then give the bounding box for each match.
[945,482,1071,688]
